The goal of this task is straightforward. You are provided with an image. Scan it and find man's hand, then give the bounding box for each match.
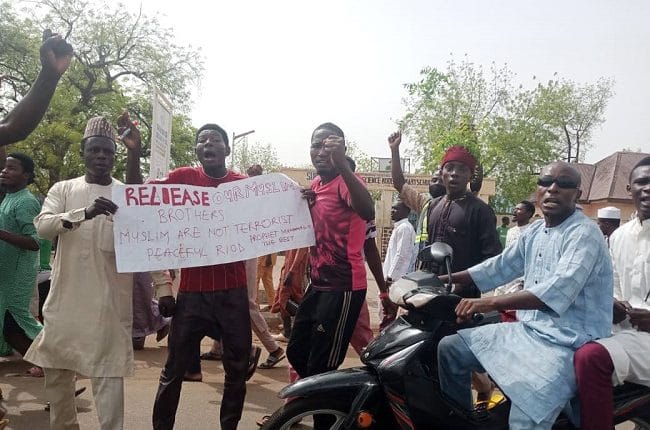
[40,29,73,77]
[454,297,495,324]
[388,131,402,151]
[613,299,631,324]
[628,308,650,333]
[85,197,118,219]
[379,297,398,329]
[301,188,316,208]
[323,135,347,171]
[116,110,141,152]
[158,295,176,317]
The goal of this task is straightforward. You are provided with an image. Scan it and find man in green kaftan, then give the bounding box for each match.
[0,153,42,356]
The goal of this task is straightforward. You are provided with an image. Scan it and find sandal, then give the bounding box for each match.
[487,391,505,409]
[200,351,222,361]
[256,414,271,427]
[258,349,285,369]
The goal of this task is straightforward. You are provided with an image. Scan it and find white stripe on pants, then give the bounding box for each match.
[45,368,124,430]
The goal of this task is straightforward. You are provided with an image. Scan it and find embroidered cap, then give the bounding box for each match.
[83,116,116,142]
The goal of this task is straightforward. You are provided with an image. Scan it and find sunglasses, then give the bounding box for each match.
[537,175,579,189]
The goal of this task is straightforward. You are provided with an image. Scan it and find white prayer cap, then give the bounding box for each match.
[597,206,621,220]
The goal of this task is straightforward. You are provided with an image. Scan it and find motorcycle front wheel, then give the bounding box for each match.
[631,418,650,430]
[261,396,366,430]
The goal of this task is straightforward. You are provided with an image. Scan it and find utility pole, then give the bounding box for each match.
[230,129,255,170]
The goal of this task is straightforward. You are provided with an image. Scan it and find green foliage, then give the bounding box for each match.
[32,0,202,112]
[0,0,202,191]
[0,2,41,111]
[344,140,373,172]
[231,139,281,174]
[400,56,613,210]
[530,76,614,162]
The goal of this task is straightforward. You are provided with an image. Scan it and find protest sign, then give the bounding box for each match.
[111,173,315,272]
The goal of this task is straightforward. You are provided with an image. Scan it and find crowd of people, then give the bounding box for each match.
[0,31,649,430]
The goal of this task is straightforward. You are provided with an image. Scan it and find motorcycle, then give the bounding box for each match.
[261,243,650,430]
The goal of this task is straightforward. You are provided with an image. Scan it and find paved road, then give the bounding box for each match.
[1,336,367,429]
[0,258,635,429]
[1,258,374,429]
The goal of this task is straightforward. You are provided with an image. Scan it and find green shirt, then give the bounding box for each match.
[496,225,509,248]
[0,187,42,355]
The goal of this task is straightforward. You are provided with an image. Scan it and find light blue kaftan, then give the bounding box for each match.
[462,211,613,424]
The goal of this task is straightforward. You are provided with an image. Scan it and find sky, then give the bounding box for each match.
[132,0,650,170]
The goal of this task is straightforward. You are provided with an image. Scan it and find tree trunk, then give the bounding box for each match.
[563,126,573,163]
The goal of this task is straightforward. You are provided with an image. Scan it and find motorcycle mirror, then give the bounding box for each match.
[429,242,453,265]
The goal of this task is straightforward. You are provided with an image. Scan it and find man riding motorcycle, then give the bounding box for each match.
[437,161,613,429]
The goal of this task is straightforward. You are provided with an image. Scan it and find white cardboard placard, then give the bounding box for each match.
[112,173,315,272]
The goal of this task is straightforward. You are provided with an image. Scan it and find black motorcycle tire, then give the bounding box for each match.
[261,397,351,430]
[261,396,392,430]
[631,417,650,430]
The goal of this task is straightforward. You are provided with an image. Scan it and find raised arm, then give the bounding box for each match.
[388,131,406,192]
[326,136,375,220]
[0,31,73,147]
[117,110,143,184]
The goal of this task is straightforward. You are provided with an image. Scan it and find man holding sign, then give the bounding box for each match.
[24,115,145,430]
[147,124,251,430]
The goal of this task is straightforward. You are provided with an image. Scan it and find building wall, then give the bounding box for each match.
[532,201,636,222]
[581,201,636,221]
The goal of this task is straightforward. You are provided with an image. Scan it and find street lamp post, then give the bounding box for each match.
[231,129,255,169]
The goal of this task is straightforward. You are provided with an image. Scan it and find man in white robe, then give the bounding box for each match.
[574,157,650,430]
[25,116,156,430]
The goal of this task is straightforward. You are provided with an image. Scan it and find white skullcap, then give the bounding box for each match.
[598,206,621,220]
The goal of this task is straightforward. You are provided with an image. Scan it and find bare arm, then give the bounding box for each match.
[339,163,375,221]
[117,110,143,184]
[0,33,72,147]
[438,270,473,286]
[388,131,406,192]
[441,269,545,322]
[364,238,386,293]
[0,230,39,251]
[325,136,375,220]
[364,235,398,323]
[454,291,545,323]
